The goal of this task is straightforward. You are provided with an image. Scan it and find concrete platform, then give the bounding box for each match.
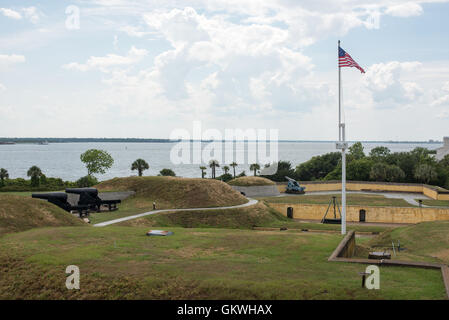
[230,185,280,197]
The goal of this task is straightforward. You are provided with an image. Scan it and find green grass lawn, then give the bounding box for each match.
[259,193,415,207]
[0,191,35,196]
[419,199,449,207]
[0,226,445,299]
[366,221,449,265]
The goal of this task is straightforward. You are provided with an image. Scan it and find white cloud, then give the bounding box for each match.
[0,7,42,23]
[363,61,422,103]
[0,8,22,19]
[62,46,148,72]
[119,25,153,37]
[0,54,26,69]
[22,6,40,24]
[0,83,6,91]
[113,35,118,50]
[385,3,423,17]
[6,0,449,140]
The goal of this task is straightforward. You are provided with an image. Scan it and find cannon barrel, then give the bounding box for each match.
[65,188,98,196]
[32,192,68,201]
[285,176,296,182]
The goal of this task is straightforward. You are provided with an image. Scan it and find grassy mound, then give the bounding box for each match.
[95,176,247,214]
[228,176,275,186]
[117,202,286,229]
[367,221,449,264]
[0,195,84,236]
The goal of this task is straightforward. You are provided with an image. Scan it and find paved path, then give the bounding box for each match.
[94,198,259,227]
[279,190,431,207]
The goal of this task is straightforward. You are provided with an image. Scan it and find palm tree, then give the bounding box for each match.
[223,165,230,175]
[249,163,260,176]
[131,159,149,176]
[209,160,220,179]
[199,166,207,178]
[230,162,238,178]
[0,168,9,186]
[27,166,43,187]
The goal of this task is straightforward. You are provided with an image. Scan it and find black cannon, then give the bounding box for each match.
[65,188,121,212]
[32,192,89,217]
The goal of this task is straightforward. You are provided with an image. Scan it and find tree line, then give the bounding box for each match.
[294,143,449,188]
[2,144,448,191]
[0,149,178,191]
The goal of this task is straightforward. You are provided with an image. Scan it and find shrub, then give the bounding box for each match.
[217,173,233,182]
[76,175,99,187]
[159,168,176,176]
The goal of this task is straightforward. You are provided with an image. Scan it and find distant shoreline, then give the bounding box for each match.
[0,138,443,144]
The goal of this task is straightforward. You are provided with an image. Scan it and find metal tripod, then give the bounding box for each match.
[321,196,342,224]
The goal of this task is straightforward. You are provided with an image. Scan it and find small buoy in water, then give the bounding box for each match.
[146,230,174,236]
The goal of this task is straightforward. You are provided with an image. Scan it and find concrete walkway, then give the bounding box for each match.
[279,190,431,207]
[94,198,259,227]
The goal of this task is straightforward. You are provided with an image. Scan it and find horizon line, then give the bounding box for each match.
[0,137,443,144]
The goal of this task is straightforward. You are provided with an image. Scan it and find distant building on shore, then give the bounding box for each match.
[436,137,449,161]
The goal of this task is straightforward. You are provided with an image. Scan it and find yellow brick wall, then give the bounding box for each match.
[277,181,445,200]
[269,202,449,224]
[438,194,449,201]
[423,186,439,199]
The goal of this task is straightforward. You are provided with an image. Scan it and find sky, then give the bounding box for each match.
[1,0,449,141]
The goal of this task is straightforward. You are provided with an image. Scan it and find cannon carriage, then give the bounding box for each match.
[32,188,121,218]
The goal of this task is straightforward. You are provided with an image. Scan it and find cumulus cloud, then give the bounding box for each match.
[12,0,449,139]
[385,2,423,17]
[62,46,148,72]
[363,61,422,103]
[0,8,22,19]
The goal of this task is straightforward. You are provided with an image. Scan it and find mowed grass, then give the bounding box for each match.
[0,191,34,196]
[419,199,449,207]
[366,221,449,265]
[259,193,415,207]
[115,202,391,234]
[0,226,445,299]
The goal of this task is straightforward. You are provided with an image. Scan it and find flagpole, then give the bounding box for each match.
[338,40,341,142]
[338,40,347,235]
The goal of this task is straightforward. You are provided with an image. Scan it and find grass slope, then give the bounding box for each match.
[228,176,275,186]
[91,176,248,224]
[117,202,285,229]
[0,226,445,299]
[0,195,84,236]
[260,193,414,207]
[419,199,449,207]
[366,221,449,265]
[117,202,391,233]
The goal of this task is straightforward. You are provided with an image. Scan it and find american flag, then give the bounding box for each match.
[339,46,365,73]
